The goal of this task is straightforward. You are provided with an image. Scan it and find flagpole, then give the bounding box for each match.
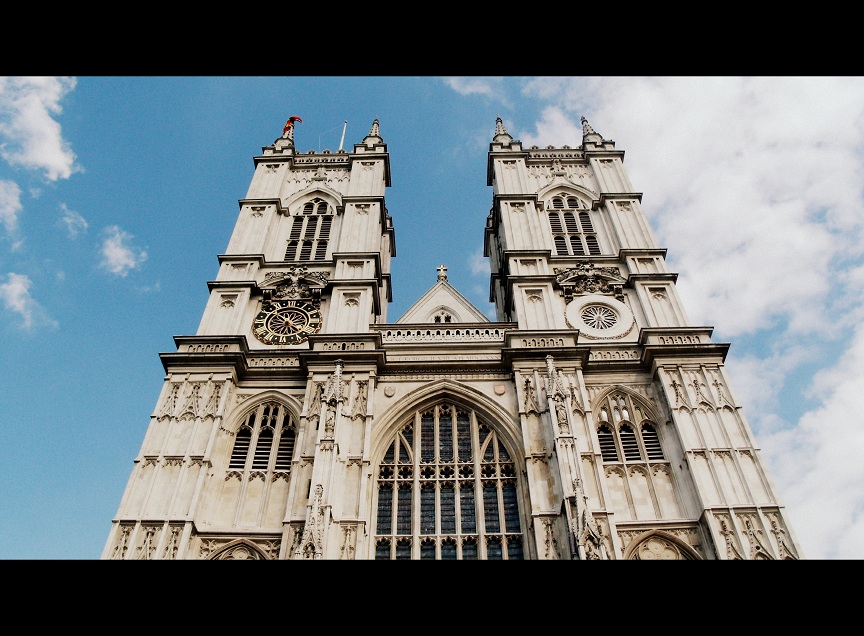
[338,120,347,151]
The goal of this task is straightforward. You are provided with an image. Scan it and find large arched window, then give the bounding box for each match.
[374,401,524,560]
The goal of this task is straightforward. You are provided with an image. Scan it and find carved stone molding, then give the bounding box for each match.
[199,537,280,560]
[554,262,626,303]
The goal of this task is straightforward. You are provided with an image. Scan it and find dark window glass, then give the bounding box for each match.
[598,424,619,462]
[484,482,500,533]
[460,487,476,533]
[642,423,665,460]
[420,538,436,560]
[441,538,457,560]
[396,483,412,534]
[462,536,478,560]
[395,538,411,559]
[375,539,391,560]
[376,484,392,534]
[440,483,455,534]
[420,483,436,534]
[620,424,641,461]
[229,427,251,469]
[487,536,503,560]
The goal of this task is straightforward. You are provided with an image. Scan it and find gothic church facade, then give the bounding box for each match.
[102,116,802,560]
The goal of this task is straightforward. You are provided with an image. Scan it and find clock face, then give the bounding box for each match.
[252,299,322,345]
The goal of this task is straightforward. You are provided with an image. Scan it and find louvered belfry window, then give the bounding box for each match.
[284,197,332,262]
[597,424,619,462]
[595,392,666,463]
[374,402,524,560]
[228,401,296,477]
[548,195,601,256]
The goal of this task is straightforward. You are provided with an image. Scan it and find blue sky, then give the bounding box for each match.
[1,76,862,560]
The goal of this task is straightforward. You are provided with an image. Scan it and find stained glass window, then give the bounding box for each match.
[374,401,524,559]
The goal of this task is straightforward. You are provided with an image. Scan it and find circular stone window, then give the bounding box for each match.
[581,305,618,329]
[565,294,635,340]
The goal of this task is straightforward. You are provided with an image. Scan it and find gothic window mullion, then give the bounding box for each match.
[274,417,296,473]
[637,421,666,518]
[471,412,486,559]
[453,408,469,544]
[414,410,425,557]
[419,481,435,558]
[613,419,627,463]
[440,406,457,549]
[492,438,508,541]
[243,408,260,473]
[473,420,488,559]
[247,407,263,473]
[265,404,282,471]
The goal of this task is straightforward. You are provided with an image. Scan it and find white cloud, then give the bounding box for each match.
[0,178,22,233]
[759,321,864,559]
[58,203,88,238]
[468,247,488,276]
[442,77,503,97]
[136,280,161,294]
[99,225,147,276]
[520,105,583,149]
[0,76,80,181]
[0,271,57,331]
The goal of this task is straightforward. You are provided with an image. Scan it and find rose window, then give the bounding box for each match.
[581,305,618,329]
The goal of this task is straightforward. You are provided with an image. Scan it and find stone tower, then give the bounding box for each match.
[102,116,802,560]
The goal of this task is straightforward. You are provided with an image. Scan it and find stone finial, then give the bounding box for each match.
[436,264,448,281]
[581,116,604,145]
[496,116,507,136]
[493,116,513,143]
[363,118,383,144]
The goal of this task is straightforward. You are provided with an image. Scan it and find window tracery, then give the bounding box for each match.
[595,392,664,463]
[228,401,297,481]
[374,401,524,559]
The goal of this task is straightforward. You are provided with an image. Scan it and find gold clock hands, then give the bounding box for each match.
[268,309,308,334]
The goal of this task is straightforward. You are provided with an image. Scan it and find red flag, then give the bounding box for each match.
[283,116,303,133]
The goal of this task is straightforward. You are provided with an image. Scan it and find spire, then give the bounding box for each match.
[362,118,383,145]
[493,116,513,143]
[581,116,604,145]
